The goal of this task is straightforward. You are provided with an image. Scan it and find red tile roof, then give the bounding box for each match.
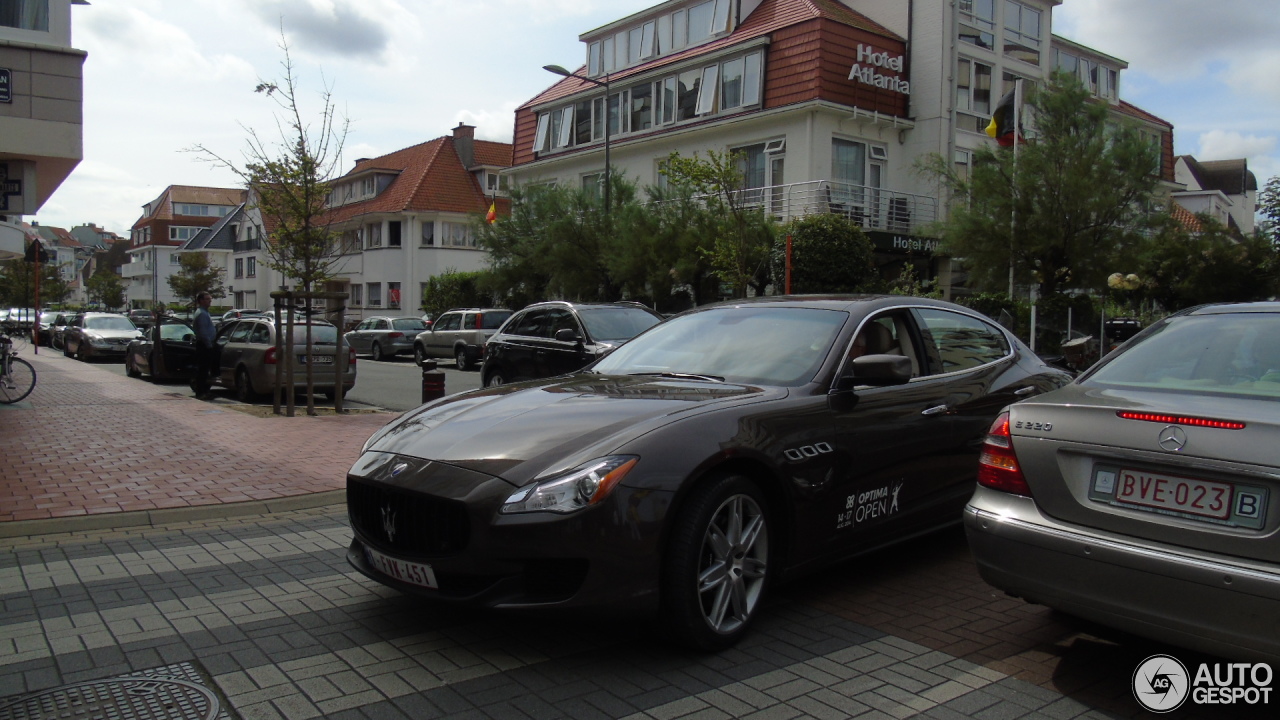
[1171,203,1204,232]
[324,135,513,225]
[1115,100,1172,129]
[132,185,246,229]
[520,0,900,111]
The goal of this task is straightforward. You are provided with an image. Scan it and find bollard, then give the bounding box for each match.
[420,359,445,403]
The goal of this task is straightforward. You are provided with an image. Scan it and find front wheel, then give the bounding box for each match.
[484,371,505,388]
[126,354,142,378]
[0,356,37,403]
[661,474,772,651]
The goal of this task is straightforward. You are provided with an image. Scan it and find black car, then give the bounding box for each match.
[480,301,664,387]
[125,318,199,381]
[347,296,1072,650]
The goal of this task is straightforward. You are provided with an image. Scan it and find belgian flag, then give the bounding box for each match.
[985,88,1019,147]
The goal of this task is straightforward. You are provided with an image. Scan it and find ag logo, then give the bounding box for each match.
[1133,654,1190,712]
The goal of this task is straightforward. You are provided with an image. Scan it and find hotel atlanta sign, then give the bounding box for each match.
[849,44,910,95]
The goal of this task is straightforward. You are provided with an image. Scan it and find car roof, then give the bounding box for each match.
[1185,301,1280,316]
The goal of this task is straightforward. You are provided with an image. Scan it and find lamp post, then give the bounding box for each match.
[542,64,611,216]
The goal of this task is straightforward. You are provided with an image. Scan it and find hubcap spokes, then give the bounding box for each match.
[697,494,767,633]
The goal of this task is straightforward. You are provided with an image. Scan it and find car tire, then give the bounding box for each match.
[75,344,88,362]
[660,473,772,652]
[371,342,384,362]
[455,347,469,370]
[484,371,505,388]
[234,368,258,403]
[126,355,142,378]
[62,340,72,357]
[413,344,426,366]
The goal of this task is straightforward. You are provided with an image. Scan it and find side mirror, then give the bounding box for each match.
[554,328,582,343]
[848,354,913,386]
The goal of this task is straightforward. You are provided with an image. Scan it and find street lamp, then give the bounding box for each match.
[542,64,611,215]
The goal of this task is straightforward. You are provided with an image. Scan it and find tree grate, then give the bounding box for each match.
[0,663,232,720]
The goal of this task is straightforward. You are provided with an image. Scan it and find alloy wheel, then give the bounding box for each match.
[695,493,769,635]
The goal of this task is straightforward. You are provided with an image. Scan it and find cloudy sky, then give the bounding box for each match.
[30,0,1280,235]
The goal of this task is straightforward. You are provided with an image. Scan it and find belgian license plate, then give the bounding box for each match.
[365,547,438,589]
[301,355,333,364]
[1092,465,1269,529]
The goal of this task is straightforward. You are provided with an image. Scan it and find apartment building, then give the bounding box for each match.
[123,185,246,307]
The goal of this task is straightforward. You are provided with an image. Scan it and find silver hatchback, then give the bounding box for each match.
[214,317,356,402]
[345,316,427,361]
[965,302,1280,662]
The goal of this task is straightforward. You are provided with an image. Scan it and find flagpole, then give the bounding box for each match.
[1007,78,1021,300]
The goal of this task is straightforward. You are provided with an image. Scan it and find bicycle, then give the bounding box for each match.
[0,331,37,404]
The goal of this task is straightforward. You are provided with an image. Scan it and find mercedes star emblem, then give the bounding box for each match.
[1158,426,1187,452]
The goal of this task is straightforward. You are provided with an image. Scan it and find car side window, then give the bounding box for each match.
[463,313,478,330]
[547,309,579,339]
[356,320,371,331]
[374,319,389,330]
[248,324,271,345]
[228,322,254,343]
[912,308,1010,373]
[436,313,461,332]
[509,310,551,338]
[847,312,922,377]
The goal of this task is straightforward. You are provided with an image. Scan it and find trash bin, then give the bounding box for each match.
[420,359,445,403]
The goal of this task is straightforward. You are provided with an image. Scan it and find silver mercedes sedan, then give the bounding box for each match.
[965,302,1280,662]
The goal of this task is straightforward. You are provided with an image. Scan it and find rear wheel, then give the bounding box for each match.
[413,344,427,366]
[661,474,772,651]
[234,368,258,402]
[125,354,142,378]
[371,342,384,362]
[455,347,469,370]
[0,357,36,403]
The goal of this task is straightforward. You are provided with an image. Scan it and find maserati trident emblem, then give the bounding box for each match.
[381,506,397,542]
[1158,426,1187,452]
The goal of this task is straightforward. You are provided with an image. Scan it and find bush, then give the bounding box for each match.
[771,214,876,294]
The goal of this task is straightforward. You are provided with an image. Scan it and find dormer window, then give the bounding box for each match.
[586,0,733,78]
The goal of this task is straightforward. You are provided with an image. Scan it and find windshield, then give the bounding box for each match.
[592,306,848,386]
[85,316,137,331]
[1084,313,1280,400]
[579,306,662,342]
[392,318,428,332]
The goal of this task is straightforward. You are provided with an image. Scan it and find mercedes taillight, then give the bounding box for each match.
[977,412,1032,496]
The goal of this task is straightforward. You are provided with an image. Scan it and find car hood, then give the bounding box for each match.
[85,329,141,340]
[362,374,779,485]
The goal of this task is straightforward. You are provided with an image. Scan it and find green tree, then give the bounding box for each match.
[0,258,71,307]
[86,270,126,310]
[1259,175,1280,245]
[1138,214,1279,311]
[420,270,491,318]
[661,150,778,298]
[919,71,1162,298]
[167,253,227,308]
[771,213,876,294]
[190,35,348,414]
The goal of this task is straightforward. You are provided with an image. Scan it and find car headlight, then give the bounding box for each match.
[88,334,109,347]
[501,456,638,514]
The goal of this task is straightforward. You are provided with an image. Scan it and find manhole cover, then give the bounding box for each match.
[0,663,227,720]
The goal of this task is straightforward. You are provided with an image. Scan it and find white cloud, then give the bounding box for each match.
[1197,131,1276,163]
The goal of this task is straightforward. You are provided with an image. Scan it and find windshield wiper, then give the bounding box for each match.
[629,371,725,383]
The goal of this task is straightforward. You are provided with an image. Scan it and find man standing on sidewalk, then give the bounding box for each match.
[192,291,216,400]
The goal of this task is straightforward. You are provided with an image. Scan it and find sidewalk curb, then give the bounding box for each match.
[0,490,346,539]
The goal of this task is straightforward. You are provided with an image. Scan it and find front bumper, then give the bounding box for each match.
[964,486,1280,662]
[346,451,671,613]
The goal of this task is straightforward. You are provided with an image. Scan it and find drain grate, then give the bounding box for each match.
[0,663,230,720]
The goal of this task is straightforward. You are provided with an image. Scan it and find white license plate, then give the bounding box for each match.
[1114,468,1234,520]
[301,355,333,364]
[364,546,438,589]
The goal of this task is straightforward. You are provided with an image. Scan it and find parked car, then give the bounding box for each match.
[125,318,199,381]
[965,302,1280,662]
[412,307,513,369]
[481,301,664,387]
[216,308,268,329]
[214,316,356,402]
[346,316,429,361]
[420,313,434,329]
[347,296,1072,650]
[1,308,37,334]
[36,310,61,345]
[128,308,157,330]
[63,313,143,361]
[50,312,79,350]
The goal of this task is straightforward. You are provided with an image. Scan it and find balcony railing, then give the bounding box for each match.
[233,238,262,253]
[714,180,938,236]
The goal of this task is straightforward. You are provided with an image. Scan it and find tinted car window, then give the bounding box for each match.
[914,308,1009,373]
[1085,313,1280,399]
[546,309,578,336]
[290,324,338,344]
[374,319,390,330]
[85,316,137,331]
[436,313,461,332]
[480,311,511,329]
[594,307,848,387]
[509,309,551,338]
[392,318,428,332]
[579,307,662,342]
[248,324,272,344]
[463,314,478,330]
[228,323,254,342]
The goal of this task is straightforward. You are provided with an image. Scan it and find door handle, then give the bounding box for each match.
[1013,386,1037,396]
[921,404,950,416]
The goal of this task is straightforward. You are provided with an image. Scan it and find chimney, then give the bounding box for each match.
[453,122,476,169]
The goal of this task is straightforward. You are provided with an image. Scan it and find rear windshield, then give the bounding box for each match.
[85,316,137,331]
[392,318,428,332]
[480,311,512,330]
[289,324,339,344]
[1084,313,1280,400]
[579,307,663,342]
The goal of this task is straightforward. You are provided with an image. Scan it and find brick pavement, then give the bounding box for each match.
[0,350,391,535]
